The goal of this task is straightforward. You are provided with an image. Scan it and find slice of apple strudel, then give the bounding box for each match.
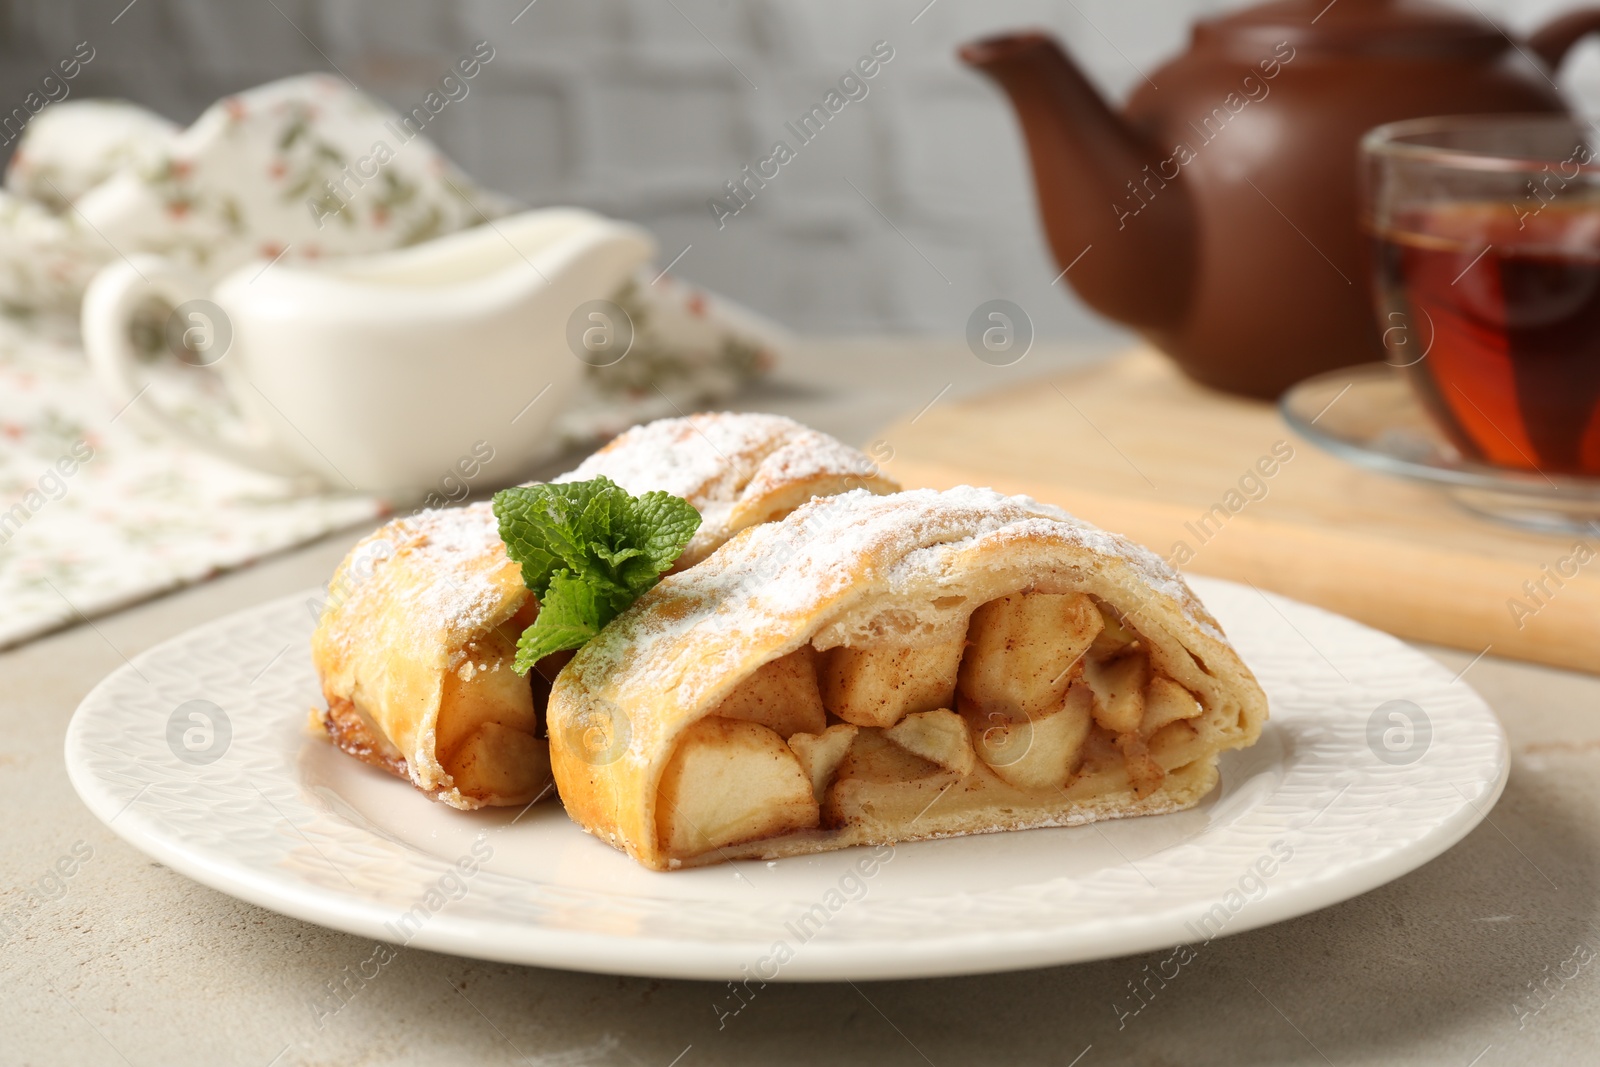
[309,412,898,811]
[549,486,1268,870]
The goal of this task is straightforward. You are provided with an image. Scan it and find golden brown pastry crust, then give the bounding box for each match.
[309,413,899,810]
[549,486,1268,869]
[313,696,408,779]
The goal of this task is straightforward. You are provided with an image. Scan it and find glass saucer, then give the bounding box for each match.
[1280,364,1600,535]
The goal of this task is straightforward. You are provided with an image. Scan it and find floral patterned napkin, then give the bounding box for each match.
[0,317,383,649]
[0,75,781,649]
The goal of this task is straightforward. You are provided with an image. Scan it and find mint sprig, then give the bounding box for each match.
[493,476,701,672]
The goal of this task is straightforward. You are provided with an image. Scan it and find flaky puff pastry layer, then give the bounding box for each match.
[549,486,1268,870]
[309,413,898,810]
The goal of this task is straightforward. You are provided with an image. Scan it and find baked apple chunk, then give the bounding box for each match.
[1144,675,1203,734]
[430,631,549,803]
[958,591,1103,717]
[655,716,819,858]
[822,728,960,833]
[817,636,964,728]
[548,487,1267,870]
[1082,650,1148,734]
[711,647,827,738]
[787,723,858,802]
[885,709,975,776]
[962,682,1094,793]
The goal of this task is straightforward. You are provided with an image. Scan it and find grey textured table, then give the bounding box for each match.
[4,342,1597,1066]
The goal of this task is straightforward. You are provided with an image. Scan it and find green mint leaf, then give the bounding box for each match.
[625,491,703,588]
[493,475,702,673]
[493,486,571,593]
[494,477,621,593]
[590,542,646,570]
[576,488,616,563]
[513,572,605,670]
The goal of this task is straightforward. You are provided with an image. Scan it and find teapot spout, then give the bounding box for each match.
[961,32,1195,333]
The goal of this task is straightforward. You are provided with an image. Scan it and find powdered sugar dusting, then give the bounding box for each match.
[320,414,893,647]
[577,486,1225,699]
[320,501,516,663]
[556,412,802,499]
[555,412,890,561]
[741,430,883,501]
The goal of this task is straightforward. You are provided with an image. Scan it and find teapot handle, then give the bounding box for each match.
[1528,8,1600,70]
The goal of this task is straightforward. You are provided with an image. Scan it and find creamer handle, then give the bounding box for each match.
[81,256,308,477]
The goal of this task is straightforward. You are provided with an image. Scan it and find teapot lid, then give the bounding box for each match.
[1195,0,1505,57]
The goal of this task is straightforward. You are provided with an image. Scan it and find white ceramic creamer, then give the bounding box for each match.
[82,208,656,500]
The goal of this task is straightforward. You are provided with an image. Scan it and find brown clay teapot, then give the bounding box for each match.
[961,0,1600,397]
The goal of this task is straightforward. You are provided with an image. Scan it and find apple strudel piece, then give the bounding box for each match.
[309,412,898,810]
[549,486,1267,870]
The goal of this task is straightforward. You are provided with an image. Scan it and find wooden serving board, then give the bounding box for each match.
[874,348,1600,675]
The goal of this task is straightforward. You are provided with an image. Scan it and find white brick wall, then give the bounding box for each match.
[5,0,1600,340]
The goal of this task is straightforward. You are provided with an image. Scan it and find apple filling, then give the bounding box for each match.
[433,627,550,804]
[653,591,1209,860]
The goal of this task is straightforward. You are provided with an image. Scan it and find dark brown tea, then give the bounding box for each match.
[1373,202,1600,476]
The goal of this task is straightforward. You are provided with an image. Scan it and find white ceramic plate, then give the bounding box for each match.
[65,577,1506,981]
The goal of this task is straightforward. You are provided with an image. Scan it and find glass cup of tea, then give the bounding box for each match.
[1363,115,1600,477]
